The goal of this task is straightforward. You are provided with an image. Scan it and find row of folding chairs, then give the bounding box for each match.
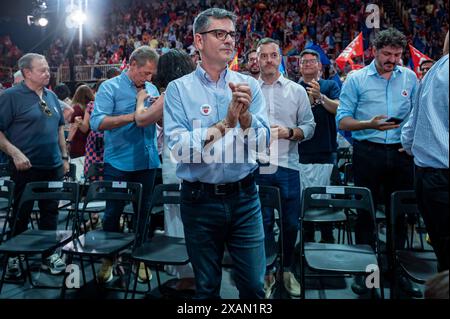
[0,175,438,299]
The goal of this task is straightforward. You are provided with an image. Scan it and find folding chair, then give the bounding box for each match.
[0,181,79,293]
[389,190,438,298]
[127,183,189,299]
[60,180,142,298]
[302,165,351,244]
[299,186,384,299]
[0,180,14,244]
[0,163,11,178]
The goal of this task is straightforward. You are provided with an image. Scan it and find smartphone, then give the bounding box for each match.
[144,96,158,108]
[384,117,403,124]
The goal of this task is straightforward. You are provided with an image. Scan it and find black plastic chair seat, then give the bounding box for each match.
[303,208,347,223]
[0,230,72,254]
[397,250,438,283]
[305,242,378,273]
[62,230,135,256]
[64,201,106,212]
[132,235,189,265]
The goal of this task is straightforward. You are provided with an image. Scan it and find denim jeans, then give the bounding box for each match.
[102,163,156,237]
[180,181,265,299]
[255,166,300,271]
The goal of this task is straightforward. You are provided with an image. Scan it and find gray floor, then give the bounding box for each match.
[0,209,428,300]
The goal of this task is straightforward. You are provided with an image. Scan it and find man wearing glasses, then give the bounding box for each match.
[164,8,270,299]
[0,53,69,278]
[255,38,315,298]
[297,49,341,244]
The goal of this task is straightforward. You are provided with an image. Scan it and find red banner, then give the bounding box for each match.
[409,44,432,77]
[335,32,364,70]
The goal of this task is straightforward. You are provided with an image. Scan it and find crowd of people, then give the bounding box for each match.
[0,4,448,300]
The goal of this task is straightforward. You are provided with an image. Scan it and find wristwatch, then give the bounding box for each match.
[62,156,69,161]
[314,94,325,105]
[288,128,294,140]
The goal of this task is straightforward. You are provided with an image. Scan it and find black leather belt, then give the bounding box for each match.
[354,140,402,149]
[415,166,449,174]
[182,174,255,196]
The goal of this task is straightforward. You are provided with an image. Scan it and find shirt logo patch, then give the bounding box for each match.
[401,89,408,97]
[200,104,212,116]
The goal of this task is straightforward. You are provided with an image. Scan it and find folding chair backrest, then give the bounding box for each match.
[390,190,421,251]
[258,185,282,212]
[83,181,142,210]
[17,181,79,210]
[150,183,181,207]
[301,186,375,221]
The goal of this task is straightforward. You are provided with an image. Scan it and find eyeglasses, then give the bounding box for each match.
[300,59,319,65]
[259,52,279,60]
[39,99,52,117]
[199,29,239,41]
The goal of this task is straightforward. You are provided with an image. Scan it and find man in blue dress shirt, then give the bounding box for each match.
[337,28,421,297]
[402,32,449,272]
[90,46,160,283]
[164,8,270,299]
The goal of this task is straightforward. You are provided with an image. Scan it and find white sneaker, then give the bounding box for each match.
[283,271,301,297]
[41,253,66,275]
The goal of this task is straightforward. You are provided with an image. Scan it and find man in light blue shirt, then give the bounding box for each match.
[90,46,160,284]
[401,32,449,271]
[336,28,421,297]
[164,8,270,299]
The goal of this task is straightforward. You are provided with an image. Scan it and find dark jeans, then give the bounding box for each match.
[102,163,156,237]
[255,166,300,271]
[352,141,413,252]
[180,180,265,299]
[299,152,337,242]
[11,165,64,237]
[414,166,449,271]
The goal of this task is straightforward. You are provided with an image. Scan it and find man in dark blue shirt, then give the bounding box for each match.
[297,49,341,243]
[0,53,69,279]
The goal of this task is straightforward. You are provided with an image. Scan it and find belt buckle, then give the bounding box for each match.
[214,184,228,196]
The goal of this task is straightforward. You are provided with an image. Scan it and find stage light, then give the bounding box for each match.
[37,17,49,27]
[68,10,87,26]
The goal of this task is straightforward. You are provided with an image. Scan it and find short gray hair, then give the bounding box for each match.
[18,53,46,74]
[129,45,159,67]
[13,70,24,80]
[193,8,236,35]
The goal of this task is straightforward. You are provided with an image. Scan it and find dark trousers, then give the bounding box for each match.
[255,166,300,270]
[299,152,337,242]
[11,166,64,237]
[103,163,156,237]
[414,166,449,271]
[352,141,413,250]
[180,180,265,299]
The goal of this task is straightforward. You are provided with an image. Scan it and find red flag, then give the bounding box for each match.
[228,52,239,71]
[120,58,127,71]
[335,32,364,70]
[409,44,432,77]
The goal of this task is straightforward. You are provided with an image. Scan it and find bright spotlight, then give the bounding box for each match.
[69,10,87,26]
[37,17,49,27]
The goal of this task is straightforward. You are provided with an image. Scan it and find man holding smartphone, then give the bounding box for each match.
[337,28,421,297]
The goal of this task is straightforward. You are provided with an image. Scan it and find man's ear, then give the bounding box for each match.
[194,33,204,52]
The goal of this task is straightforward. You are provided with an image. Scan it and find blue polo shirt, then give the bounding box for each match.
[0,82,65,169]
[298,79,341,155]
[90,71,160,171]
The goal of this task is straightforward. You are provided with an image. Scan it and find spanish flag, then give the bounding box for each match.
[228,52,239,71]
